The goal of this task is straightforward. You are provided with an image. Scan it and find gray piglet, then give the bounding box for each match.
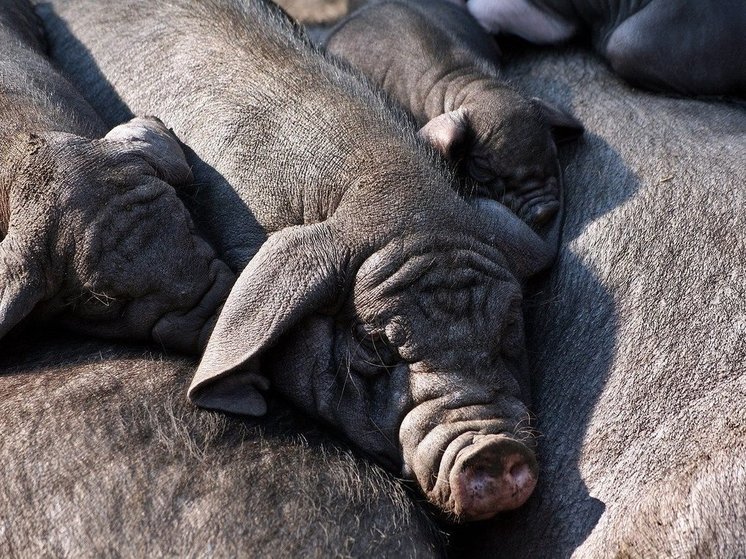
[325,0,583,230]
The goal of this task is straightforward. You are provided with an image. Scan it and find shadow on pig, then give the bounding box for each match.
[36,4,267,269]
[451,46,644,557]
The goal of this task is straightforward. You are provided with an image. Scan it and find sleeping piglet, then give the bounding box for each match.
[0,0,233,351]
[324,0,583,231]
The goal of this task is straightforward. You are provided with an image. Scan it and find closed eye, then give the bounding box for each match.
[468,160,496,183]
[352,326,399,375]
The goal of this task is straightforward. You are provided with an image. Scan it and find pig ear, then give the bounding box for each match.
[0,229,46,339]
[418,108,471,160]
[104,116,193,185]
[532,97,584,144]
[471,197,556,278]
[188,222,348,416]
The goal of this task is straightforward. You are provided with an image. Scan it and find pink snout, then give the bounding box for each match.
[449,434,537,521]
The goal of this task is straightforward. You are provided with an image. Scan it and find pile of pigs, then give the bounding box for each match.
[1,0,743,556]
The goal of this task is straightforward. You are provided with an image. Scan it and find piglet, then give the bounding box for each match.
[324,0,583,230]
[0,0,233,351]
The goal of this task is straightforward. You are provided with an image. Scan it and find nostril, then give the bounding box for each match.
[449,435,538,521]
[529,200,559,225]
[509,460,533,488]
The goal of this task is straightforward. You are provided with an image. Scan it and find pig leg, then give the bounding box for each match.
[603,1,746,96]
[467,0,577,43]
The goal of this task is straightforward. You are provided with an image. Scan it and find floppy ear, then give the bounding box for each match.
[104,116,193,185]
[470,197,556,279]
[0,229,47,339]
[188,221,349,416]
[532,97,584,144]
[418,108,471,160]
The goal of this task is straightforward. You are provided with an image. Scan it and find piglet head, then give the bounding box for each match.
[0,117,233,351]
[189,191,551,521]
[419,87,582,233]
[325,227,540,521]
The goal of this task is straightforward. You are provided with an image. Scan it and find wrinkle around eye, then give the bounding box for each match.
[350,328,399,377]
[467,160,496,183]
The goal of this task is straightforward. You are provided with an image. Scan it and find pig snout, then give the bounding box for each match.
[505,175,560,227]
[450,434,537,521]
[400,394,538,522]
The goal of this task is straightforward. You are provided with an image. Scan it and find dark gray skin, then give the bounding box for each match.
[324,0,583,230]
[466,0,746,97]
[0,0,234,351]
[36,0,558,520]
[449,47,746,557]
[0,329,445,557]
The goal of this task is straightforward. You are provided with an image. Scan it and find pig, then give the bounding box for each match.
[464,0,746,96]
[36,0,558,520]
[323,0,583,230]
[0,328,445,557]
[449,43,746,557]
[0,0,233,351]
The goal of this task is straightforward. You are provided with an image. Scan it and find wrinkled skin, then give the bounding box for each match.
[0,0,233,351]
[37,0,557,519]
[449,47,746,557]
[324,0,583,230]
[464,0,746,96]
[0,330,445,557]
[265,231,539,519]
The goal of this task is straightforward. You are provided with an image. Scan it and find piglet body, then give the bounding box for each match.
[467,0,746,96]
[325,0,583,230]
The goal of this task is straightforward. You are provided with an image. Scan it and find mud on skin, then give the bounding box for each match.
[323,0,583,231]
[38,0,560,520]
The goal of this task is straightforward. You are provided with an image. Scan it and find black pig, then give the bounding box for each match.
[38,0,558,520]
[0,0,232,351]
[324,0,583,229]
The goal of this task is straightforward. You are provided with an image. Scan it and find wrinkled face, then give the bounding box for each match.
[464,94,562,228]
[464,99,560,226]
[0,118,233,351]
[268,238,537,521]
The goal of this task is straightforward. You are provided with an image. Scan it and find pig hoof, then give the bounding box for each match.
[450,435,537,521]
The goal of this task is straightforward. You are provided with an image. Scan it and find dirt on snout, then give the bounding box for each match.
[272,0,349,24]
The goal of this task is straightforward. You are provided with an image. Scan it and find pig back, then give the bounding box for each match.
[37,0,436,270]
[0,329,445,557]
[0,0,104,152]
